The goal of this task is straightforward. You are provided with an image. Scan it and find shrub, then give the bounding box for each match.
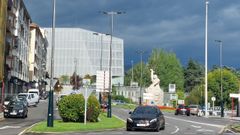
[58,94,84,122]
[87,94,100,122]
[58,94,100,122]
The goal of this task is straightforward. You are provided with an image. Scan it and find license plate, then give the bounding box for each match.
[10,111,17,115]
[137,123,149,127]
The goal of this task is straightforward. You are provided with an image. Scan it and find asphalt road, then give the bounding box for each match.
[0,98,239,135]
[0,99,50,135]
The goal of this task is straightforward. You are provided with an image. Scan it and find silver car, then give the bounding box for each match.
[189,104,202,116]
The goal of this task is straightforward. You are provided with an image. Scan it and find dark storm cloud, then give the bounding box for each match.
[24,0,240,69]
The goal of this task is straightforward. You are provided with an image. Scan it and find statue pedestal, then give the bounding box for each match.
[144,87,164,106]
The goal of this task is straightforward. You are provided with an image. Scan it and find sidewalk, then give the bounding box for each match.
[0,112,4,121]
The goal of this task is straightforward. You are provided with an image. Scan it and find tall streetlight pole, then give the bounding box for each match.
[101,11,125,118]
[93,33,110,104]
[204,0,209,117]
[136,50,145,105]
[47,0,56,127]
[215,40,224,117]
[74,58,77,90]
[131,60,134,84]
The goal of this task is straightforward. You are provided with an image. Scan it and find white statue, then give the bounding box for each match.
[144,69,164,105]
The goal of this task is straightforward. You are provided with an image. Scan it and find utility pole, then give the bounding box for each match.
[100,11,125,118]
[47,0,56,127]
[74,58,77,90]
[136,50,145,105]
[204,0,209,117]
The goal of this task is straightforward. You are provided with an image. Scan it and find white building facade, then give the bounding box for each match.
[45,28,124,85]
[29,23,48,88]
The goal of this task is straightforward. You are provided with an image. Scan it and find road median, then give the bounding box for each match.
[22,113,125,134]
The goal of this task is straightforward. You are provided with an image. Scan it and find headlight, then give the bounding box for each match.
[150,118,157,123]
[4,109,8,112]
[19,110,24,113]
[127,118,133,122]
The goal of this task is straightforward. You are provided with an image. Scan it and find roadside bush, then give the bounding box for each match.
[87,94,100,122]
[58,94,100,122]
[58,94,84,122]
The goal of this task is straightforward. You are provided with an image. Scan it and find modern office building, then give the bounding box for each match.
[45,28,124,86]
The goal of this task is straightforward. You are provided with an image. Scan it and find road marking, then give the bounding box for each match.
[171,126,179,134]
[165,116,224,128]
[0,126,21,130]
[191,125,201,128]
[197,129,214,132]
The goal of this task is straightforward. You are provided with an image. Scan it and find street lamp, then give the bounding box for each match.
[136,50,145,105]
[47,0,56,127]
[215,40,224,117]
[93,33,110,104]
[100,11,125,118]
[204,0,209,117]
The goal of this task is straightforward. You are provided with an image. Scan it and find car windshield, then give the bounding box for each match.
[133,106,158,115]
[18,95,27,98]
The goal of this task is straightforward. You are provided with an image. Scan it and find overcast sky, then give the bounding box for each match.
[24,0,240,70]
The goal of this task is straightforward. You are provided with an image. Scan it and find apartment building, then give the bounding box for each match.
[29,23,48,90]
[4,0,32,95]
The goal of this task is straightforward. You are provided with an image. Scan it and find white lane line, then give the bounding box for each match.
[171,126,179,134]
[0,126,21,130]
[165,116,224,128]
[197,129,214,132]
[191,125,201,128]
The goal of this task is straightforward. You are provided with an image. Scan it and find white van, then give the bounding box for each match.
[18,93,38,107]
[28,89,40,103]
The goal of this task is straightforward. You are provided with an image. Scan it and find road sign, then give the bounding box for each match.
[230,93,240,98]
[170,93,178,100]
[169,84,176,93]
[211,97,216,101]
[96,70,109,92]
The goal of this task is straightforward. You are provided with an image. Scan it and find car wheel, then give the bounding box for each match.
[160,125,165,130]
[154,126,160,132]
[126,127,132,131]
[175,111,178,115]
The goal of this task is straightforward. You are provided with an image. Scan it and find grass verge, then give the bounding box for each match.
[28,113,125,133]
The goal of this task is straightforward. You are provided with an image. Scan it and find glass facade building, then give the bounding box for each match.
[45,28,124,85]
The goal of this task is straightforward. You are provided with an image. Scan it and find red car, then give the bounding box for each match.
[175,104,190,116]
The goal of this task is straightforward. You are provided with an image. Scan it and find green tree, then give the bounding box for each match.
[184,59,204,93]
[208,68,239,108]
[70,72,82,89]
[124,62,150,87]
[148,49,184,92]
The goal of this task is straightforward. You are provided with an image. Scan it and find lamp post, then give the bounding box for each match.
[204,0,209,117]
[100,11,125,118]
[47,0,56,127]
[215,40,224,117]
[136,50,145,105]
[131,60,134,84]
[93,33,110,104]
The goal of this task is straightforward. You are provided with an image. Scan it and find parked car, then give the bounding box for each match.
[175,104,190,116]
[126,105,165,132]
[4,100,28,118]
[3,95,17,106]
[189,104,202,116]
[18,93,38,107]
[28,89,40,103]
[16,96,28,107]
